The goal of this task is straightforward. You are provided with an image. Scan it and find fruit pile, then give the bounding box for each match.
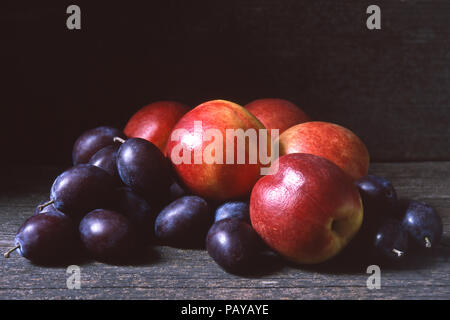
[4,99,443,274]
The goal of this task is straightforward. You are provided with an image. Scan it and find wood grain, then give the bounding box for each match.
[1,163,449,299]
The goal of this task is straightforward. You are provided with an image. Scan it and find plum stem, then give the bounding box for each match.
[392,248,404,257]
[3,245,20,258]
[113,137,125,144]
[424,237,432,248]
[38,200,54,211]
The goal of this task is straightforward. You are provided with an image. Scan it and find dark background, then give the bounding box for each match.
[2,1,449,165]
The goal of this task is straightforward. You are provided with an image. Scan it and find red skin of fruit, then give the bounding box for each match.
[250,153,363,264]
[245,98,310,134]
[279,121,369,180]
[124,101,190,152]
[165,100,267,201]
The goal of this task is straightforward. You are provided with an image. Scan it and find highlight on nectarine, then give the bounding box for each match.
[250,153,363,264]
[245,98,310,134]
[278,121,369,180]
[165,99,273,201]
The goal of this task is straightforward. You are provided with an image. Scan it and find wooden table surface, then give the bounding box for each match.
[1,162,449,300]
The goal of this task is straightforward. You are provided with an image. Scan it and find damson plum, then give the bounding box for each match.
[116,138,171,202]
[115,187,157,243]
[4,213,77,263]
[155,196,211,247]
[41,164,115,219]
[72,126,124,165]
[402,201,442,249]
[215,201,250,223]
[355,175,398,217]
[350,175,399,253]
[79,209,136,261]
[88,144,121,185]
[206,218,262,274]
[374,219,409,262]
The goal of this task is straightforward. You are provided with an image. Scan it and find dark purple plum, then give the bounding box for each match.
[79,209,136,261]
[88,144,121,185]
[115,187,157,243]
[215,201,250,223]
[155,196,211,247]
[349,175,399,253]
[44,164,115,219]
[374,219,408,262]
[207,218,262,274]
[4,213,77,263]
[117,138,171,202]
[402,201,442,249]
[72,126,124,165]
[355,175,398,218]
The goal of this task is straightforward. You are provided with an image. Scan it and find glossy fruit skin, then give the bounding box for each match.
[402,201,442,249]
[50,164,115,219]
[279,121,370,180]
[155,196,212,247]
[250,153,363,264]
[215,201,250,223]
[15,213,77,263]
[355,175,397,217]
[79,209,136,261]
[117,138,171,202]
[206,218,261,274]
[124,101,190,152]
[165,99,267,201]
[245,98,310,133]
[374,219,409,262]
[350,175,399,251]
[88,144,121,185]
[114,187,157,243]
[72,126,124,165]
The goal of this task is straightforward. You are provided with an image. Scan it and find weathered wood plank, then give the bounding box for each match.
[0,163,449,299]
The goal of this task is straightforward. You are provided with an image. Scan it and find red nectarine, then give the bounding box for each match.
[245,98,310,134]
[124,101,189,152]
[279,121,369,180]
[250,153,363,264]
[165,100,269,201]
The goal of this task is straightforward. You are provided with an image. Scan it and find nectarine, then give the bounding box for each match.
[250,153,363,264]
[124,101,189,152]
[166,100,269,201]
[279,121,369,180]
[245,98,310,134]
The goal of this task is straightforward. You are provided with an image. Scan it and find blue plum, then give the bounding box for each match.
[206,218,262,274]
[88,144,121,185]
[4,213,78,263]
[155,196,212,247]
[79,209,136,261]
[402,201,442,249]
[374,219,409,262]
[72,126,124,165]
[47,164,115,219]
[117,138,171,203]
[214,201,250,223]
